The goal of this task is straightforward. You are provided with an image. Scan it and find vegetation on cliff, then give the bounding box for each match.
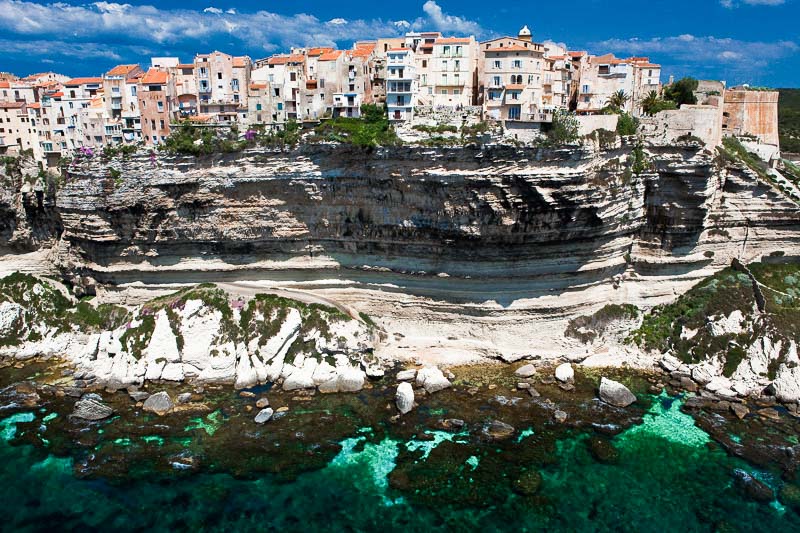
[778,88,800,154]
[628,261,800,377]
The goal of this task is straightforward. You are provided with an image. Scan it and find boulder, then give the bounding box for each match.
[254,408,274,424]
[554,363,574,383]
[177,392,193,404]
[598,377,637,407]
[396,369,417,382]
[416,367,452,394]
[659,354,683,373]
[142,391,174,416]
[256,397,270,409]
[395,382,414,415]
[553,410,568,423]
[72,396,114,421]
[515,364,537,378]
[318,367,366,394]
[512,470,542,496]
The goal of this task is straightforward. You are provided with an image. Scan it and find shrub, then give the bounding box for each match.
[545,109,579,145]
[313,105,399,147]
[663,77,698,106]
[616,112,639,136]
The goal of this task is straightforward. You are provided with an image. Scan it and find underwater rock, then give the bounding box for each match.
[128,390,149,402]
[554,410,568,423]
[72,395,114,421]
[512,470,542,496]
[588,436,620,464]
[555,363,574,383]
[731,403,749,419]
[395,382,414,415]
[482,420,515,441]
[416,367,451,394]
[732,469,774,502]
[779,483,800,513]
[142,391,174,416]
[254,408,274,424]
[177,393,193,404]
[599,377,637,407]
[256,397,270,409]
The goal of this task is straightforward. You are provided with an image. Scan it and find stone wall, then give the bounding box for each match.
[723,89,780,148]
[577,115,619,136]
[412,105,482,127]
[640,104,723,148]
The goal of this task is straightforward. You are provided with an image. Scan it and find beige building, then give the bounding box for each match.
[723,88,780,148]
[138,69,175,145]
[429,36,478,107]
[479,27,548,122]
[575,54,660,115]
[103,64,145,144]
[195,51,251,123]
[0,101,40,159]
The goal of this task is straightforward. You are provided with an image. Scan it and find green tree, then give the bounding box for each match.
[616,112,639,136]
[663,77,698,107]
[641,90,678,115]
[606,90,629,111]
[547,109,580,145]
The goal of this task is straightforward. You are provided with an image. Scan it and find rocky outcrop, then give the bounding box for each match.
[598,377,637,407]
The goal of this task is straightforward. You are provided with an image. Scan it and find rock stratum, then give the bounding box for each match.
[1,141,800,384]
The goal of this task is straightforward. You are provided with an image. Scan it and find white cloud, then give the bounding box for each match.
[327,18,348,25]
[203,7,223,15]
[419,0,481,34]
[592,34,798,75]
[721,0,785,7]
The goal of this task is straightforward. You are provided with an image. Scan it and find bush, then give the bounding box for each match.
[545,109,579,145]
[162,121,248,155]
[616,112,639,136]
[313,104,399,147]
[663,77,698,107]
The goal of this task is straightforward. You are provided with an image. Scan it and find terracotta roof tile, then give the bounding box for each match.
[267,54,305,65]
[65,77,103,86]
[249,82,268,90]
[0,101,26,109]
[140,69,169,84]
[319,50,343,61]
[106,64,140,76]
[308,47,335,57]
[0,81,9,88]
[484,45,532,53]
[232,56,249,68]
[176,64,195,69]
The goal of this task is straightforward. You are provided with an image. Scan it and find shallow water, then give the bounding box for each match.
[1,367,798,532]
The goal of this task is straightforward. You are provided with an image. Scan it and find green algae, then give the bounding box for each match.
[42,412,58,423]
[516,427,535,443]
[328,435,400,493]
[466,455,480,470]
[141,436,165,446]
[405,429,468,461]
[1,412,35,440]
[185,410,223,436]
[617,393,710,447]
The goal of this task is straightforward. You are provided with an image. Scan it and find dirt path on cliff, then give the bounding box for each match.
[215,282,361,321]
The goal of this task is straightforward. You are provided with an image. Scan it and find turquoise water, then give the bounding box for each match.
[1,394,799,532]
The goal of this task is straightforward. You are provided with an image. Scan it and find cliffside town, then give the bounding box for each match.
[0,26,784,171]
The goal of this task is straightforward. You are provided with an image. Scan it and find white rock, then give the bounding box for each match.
[598,377,637,407]
[691,366,714,386]
[312,360,338,385]
[659,354,682,373]
[142,391,174,415]
[396,382,414,414]
[161,363,185,381]
[416,367,452,394]
[515,364,537,378]
[706,376,732,393]
[555,363,574,383]
[336,366,366,392]
[396,369,417,381]
[0,302,24,337]
[254,407,274,424]
[707,310,745,337]
[143,310,181,363]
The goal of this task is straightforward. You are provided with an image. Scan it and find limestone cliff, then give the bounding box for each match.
[2,142,800,362]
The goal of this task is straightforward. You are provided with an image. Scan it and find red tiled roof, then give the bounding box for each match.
[308,47,334,57]
[65,77,103,86]
[189,115,214,123]
[176,64,195,69]
[233,56,249,68]
[140,69,168,84]
[388,47,409,52]
[0,101,26,109]
[50,91,63,97]
[434,37,471,45]
[319,50,343,61]
[267,54,305,65]
[568,51,587,58]
[27,102,41,109]
[249,82,268,90]
[106,64,140,76]
[0,81,9,88]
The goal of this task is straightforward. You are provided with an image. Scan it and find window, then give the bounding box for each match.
[217,72,223,80]
[453,89,460,95]
[157,101,163,111]
[150,119,155,128]
[199,67,207,76]
[493,76,501,86]
[232,79,239,91]
[439,88,448,95]
[277,103,283,110]
[131,86,136,96]
[528,75,534,84]
[274,88,280,97]
[583,95,590,103]
[513,60,521,69]
[159,119,164,129]
[454,46,462,57]
[290,73,296,81]
[454,60,460,71]
[494,60,501,69]
[510,91,519,100]
[442,60,448,71]
[443,46,450,55]
[582,84,590,94]
[422,60,427,68]
[256,103,262,111]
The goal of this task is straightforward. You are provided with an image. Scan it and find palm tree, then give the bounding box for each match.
[641,90,659,115]
[606,90,629,111]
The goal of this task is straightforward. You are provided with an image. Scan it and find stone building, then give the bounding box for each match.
[723,88,780,148]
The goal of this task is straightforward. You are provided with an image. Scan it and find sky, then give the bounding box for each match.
[0,0,798,87]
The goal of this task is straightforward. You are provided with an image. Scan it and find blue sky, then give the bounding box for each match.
[0,0,797,86]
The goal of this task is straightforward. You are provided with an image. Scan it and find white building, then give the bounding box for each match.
[385,48,417,121]
[430,37,477,107]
